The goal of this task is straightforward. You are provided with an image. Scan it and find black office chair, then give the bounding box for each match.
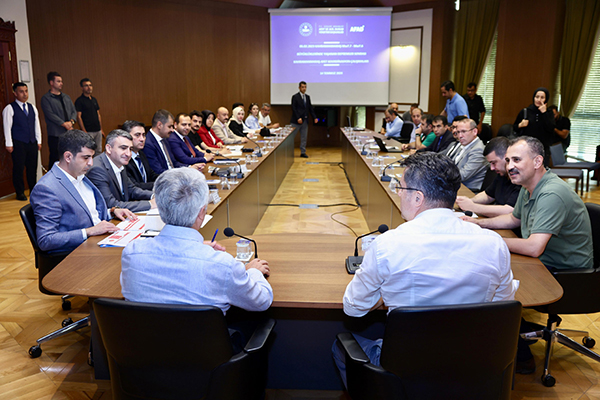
[496,123,515,138]
[19,204,90,358]
[337,301,522,400]
[479,123,493,145]
[549,143,600,193]
[93,298,275,400]
[522,202,600,387]
[398,121,414,143]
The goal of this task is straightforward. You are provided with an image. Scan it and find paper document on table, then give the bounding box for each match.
[116,218,146,231]
[201,215,213,228]
[98,230,143,247]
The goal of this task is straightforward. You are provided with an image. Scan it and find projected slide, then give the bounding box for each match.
[270,10,391,106]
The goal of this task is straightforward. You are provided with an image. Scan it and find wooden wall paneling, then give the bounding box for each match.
[0,19,18,197]
[491,0,565,134]
[26,0,271,165]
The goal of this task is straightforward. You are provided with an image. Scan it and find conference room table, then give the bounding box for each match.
[42,127,563,390]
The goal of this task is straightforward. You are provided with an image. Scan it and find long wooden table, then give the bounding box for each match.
[42,127,563,390]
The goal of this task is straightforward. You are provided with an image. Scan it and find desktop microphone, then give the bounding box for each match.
[361,142,369,156]
[345,224,389,274]
[380,159,403,182]
[223,227,258,258]
[212,155,244,179]
[243,134,263,157]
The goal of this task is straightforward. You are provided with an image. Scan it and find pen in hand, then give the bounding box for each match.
[211,229,219,242]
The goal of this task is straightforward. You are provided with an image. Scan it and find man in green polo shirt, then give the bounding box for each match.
[464,136,592,270]
[463,135,593,374]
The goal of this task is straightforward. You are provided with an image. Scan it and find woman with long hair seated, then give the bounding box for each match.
[198,110,228,154]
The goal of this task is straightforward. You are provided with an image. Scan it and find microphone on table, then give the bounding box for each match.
[224,227,258,258]
[380,159,404,182]
[345,224,389,274]
[211,155,244,179]
[361,142,370,156]
[243,134,263,157]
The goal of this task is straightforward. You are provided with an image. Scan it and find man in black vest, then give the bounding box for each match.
[2,82,42,200]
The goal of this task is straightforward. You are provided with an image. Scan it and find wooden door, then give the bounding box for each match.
[0,18,18,197]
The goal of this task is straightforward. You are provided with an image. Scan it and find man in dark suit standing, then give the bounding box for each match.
[87,129,156,213]
[123,120,159,190]
[290,81,318,158]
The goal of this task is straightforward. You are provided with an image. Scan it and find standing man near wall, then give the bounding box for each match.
[75,78,104,155]
[290,81,318,158]
[41,71,77,168]
[2,82,42,201]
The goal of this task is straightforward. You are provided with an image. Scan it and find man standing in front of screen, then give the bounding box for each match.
[290,81,318,158]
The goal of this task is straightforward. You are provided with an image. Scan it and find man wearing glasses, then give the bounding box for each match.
[450,118,488,192]
[333,152,517,388]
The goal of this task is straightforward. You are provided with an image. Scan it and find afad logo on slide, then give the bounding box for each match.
[299,22,313,36]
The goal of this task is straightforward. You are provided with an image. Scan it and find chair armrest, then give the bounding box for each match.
[243,319,276,353]
[337,332,370,363]
[552,268,597,275]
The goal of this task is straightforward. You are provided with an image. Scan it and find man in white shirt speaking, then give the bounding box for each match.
[333,151,517,387]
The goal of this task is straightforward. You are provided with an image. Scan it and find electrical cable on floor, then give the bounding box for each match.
[330,205,360,237]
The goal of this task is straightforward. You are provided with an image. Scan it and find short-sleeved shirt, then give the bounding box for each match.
[463,94,486,124]
[75,94,101,132]
[554,115,571,151]
[421,131,436,148]
[445,93,470,123]
[484,174,521,207]
[512,170,593,270]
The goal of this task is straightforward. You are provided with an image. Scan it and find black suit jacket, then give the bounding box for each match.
[419,129,456,154]
[87,153,153,212]
[290,92,316,124]
[126,150,160,190]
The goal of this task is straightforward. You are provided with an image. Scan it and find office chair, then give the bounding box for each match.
[522,203,600,387]
[479,123,493,145]
[337,301,522,400]
[398,122,414,143]
[496,124,515,138]
[19,204,90,358]
[549,143,600,193]
[93,298,275,400]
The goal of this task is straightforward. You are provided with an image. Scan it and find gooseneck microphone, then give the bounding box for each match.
[212,155,244,179]
[380,159,403,182]
[345,224,389,274]
[243,134,263,157]
[224,227,258,258]
[361,142,370,156]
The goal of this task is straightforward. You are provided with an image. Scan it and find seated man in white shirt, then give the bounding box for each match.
[332,151,517,387]
[30,129,135,253]
[121,167,272,314]
[258,103,279,129]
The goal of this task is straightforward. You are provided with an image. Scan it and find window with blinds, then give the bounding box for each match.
[477,31,497,125]
[568,40,600,160]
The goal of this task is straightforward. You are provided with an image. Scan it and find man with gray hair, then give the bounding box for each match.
[332,151,516,387]
[120,167,272,313]
[87,129,156,212]
[449,118,488,192]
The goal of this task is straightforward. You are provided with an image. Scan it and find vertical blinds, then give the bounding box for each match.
[568,39,600,160]
[477,32,497,125]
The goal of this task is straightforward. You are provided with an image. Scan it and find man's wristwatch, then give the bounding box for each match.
[110,206,120,217]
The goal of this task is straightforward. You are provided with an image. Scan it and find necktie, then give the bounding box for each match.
[160,139,175,169]
[135,156,147,182]
[302,94,306,105]
[23,103,28,116]
[184,137,197,157]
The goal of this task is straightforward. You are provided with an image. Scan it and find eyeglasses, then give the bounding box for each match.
[456,128,474,135]
[394,185,421,192]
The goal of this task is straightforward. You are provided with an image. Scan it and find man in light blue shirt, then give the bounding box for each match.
[441,80,469,124]
[121,167,273,314]
[384,107,403,138]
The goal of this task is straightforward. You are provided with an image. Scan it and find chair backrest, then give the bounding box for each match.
[550,143,567,167]
[93,298,239,399]
[400,122,414,140]
[379,301,521,399]
[496,124,514,138]
[19,204,41,253]
[479,123,493,145]
[587,203,600,269]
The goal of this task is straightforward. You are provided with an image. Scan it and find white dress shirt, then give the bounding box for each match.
[107,156,125,194]
[2,100,43,147]
[343,208,518,317]
[56,164,101,240]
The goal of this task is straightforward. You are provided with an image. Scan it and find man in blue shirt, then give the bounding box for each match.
[384,107,403,139]
[441,80,469,124]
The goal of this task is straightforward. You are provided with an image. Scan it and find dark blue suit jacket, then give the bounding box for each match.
[290,92,316,124]
[30,164,109,253]
[144,130,184,174]
[86,153,152,212]
[168,133,207,165]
